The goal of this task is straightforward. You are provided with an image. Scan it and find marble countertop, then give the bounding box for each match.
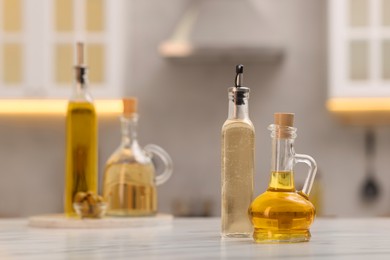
[0,218,390,259]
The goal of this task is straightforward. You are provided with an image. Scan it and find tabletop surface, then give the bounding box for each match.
[0,218,390,259]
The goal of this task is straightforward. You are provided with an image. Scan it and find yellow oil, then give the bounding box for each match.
[103,161,157,216]
[65,101,97,214]
[249,171,315,243]
[221,120,254,237]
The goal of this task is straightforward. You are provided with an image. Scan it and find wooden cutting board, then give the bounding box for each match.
[28,214,173,229]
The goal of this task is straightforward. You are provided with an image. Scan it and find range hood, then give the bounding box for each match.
[159,0,284,63]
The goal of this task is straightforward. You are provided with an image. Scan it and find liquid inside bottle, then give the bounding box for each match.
[65,102,97,214]
[221,65,254,238]
[249,171,315,242]
[222,120,254,237]
[103,98,158,216]
[64,43,98,215]
[249,113,317,243]
[103,154,157,216]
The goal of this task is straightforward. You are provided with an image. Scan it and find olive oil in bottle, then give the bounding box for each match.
[250,171,315,240]
[221,65,255,238]
[103,98,173,216]
[65,43,98,215]
[103,158,157,216]
[249,113,317,243]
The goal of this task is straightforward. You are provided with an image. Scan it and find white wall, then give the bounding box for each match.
[0,0,389,217]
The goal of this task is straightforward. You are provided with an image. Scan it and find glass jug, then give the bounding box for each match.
[103,98,173,217]
[248,113,317,243]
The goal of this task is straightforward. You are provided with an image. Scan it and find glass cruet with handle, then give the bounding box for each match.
[248,113,317,243]
[103,97,173,217]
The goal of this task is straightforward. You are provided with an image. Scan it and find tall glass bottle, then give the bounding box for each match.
[64,42,98,215]
[249,113,317,243]
[103,98,173,216]
[221,65,255,238]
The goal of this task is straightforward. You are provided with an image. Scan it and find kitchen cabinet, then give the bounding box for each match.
[1,218,390,258]
[328,0,390,125]
[0,0,126,100]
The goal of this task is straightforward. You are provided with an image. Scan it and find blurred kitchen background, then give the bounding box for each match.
[1,0,390,217]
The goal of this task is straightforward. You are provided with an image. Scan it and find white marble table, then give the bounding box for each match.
[0,218,390,259]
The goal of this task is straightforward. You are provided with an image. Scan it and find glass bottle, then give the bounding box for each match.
[103,98,173,216]
[64,42,98,215]
[221,65,255,238]
[249,113,317,243]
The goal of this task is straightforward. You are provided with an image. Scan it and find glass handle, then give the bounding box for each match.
[294,153,317,197]
[144,144,173,186]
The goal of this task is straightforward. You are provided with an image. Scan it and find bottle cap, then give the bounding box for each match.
[123,97,138,116]
[274,113,294,127]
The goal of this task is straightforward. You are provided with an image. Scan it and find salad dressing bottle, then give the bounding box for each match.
[221,65,255,238]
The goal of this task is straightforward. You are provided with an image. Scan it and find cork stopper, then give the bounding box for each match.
[123,97,138,117]
[76,42,85,66]
[274,113,295,138]
[274,113,294,127]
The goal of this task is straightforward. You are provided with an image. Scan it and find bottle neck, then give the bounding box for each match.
[268,125,297,191]
[271,138,295,172]
[120,115,138,147]
[227,93,249,120]
[72,66,93,102]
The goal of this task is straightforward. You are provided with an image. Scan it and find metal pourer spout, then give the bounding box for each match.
[235,64,244,88]
[231,64,249,105]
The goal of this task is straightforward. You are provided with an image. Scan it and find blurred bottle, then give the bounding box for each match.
[64,42,98,215]
[103,98,173,216]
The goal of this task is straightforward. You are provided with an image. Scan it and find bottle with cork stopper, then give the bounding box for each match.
[221,64,255,238]
[248,113,317,243]
[102,98,173,216]
[65,42,97,215]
